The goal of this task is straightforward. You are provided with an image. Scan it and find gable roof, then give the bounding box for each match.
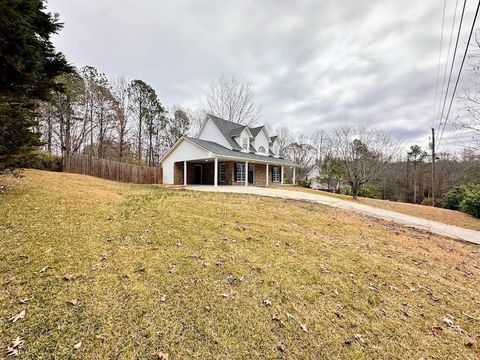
[185,137,295,166]
[306,164,320,178]
[270,135,278,143]
[206,114,276,150]
[250,126,264,137]
[207,114,243,150]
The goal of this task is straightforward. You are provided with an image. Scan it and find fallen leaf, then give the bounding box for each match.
[67,299,79,306]
[353,334,365,343]
[73,341,82,350]
[63,274,76,281]
[39,266,49,273]
[6,346,19,357]
[157,351,169,360]
[160,295,166,302]
[276,342,286,352]
[95,334,105,342]
[300,323,308,333]
[6,337,25,356]
[220,293,228,298]
[18,298,29,305]
[9,310,26,323]
[443,317,454,327]
[263,299,272,307]
[430,326,443,336]
[463,312,477,321]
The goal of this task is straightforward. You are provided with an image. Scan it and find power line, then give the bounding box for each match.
[437,0,467,136]
[437,0,480,151]
[432,0,448,129]
[436,0,461,133]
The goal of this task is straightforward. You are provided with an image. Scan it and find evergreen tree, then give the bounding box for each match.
[0,0,71,168]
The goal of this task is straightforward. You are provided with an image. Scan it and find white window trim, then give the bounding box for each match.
[236,163,246,182]
[272,166,281,182]
[241,136,249,151]
[219,163,226,182]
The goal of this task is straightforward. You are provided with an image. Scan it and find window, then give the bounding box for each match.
[273,144,280,156]
[235,163,246,182]
[258,146,266,153]
[272,166,281,182]
[219,163,226,182]
[242,137,249,150]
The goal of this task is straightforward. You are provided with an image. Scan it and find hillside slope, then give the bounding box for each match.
[279,186,480,231]
[1,170,479,359]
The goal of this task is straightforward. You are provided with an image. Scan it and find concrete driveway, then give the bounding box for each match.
[186,185,480,245]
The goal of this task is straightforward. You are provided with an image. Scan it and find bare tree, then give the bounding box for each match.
[457,29,480,150]
[283,135,316,177]
[111,77,130,160]
[274,125,294,156]
[201,75,261,126]
[331,125,399,199]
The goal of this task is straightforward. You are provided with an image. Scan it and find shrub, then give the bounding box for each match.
[296,178,311,188]
[356,187,382,199]
[460,186,480,218]
[17,151,62,171]
[442,187,466,210]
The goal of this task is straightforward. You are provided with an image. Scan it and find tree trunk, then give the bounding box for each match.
[352,184,359,200]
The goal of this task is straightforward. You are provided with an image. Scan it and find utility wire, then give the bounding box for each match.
[436,0,460,133]
[432,0,448,129]
[437,0,468,136]
[437,0,480,151]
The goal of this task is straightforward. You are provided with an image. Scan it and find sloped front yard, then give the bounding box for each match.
[0,170,479,359]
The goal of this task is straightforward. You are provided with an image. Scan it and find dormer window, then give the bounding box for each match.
[242,137,249,150]
[273,144,280,156]
[258,146,266,153]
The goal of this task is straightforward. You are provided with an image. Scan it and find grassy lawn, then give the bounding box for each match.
[1,170,479,359]
[278,186,480,231]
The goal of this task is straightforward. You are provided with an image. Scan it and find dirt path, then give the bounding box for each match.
[186,185,480,245]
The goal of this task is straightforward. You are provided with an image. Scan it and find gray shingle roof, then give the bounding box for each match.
[186,137,295,166]
[250,126,264,137]
[207,114,244,150]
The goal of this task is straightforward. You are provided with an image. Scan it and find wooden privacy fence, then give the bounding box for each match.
[63,153,162,184]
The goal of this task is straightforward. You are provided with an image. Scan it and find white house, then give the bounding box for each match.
[306,164,342,192]
[160,114,296,186]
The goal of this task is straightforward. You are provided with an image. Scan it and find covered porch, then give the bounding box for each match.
[173,157,296,187]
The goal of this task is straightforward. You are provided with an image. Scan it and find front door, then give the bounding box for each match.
[194,164,202,184]
[248,164,255,184]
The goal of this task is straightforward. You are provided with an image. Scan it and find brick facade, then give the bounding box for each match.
[174,160,284,186]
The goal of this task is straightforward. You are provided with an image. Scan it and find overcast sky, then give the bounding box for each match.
[47,0,479,153]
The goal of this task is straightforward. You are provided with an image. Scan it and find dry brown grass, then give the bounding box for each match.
[1,170,479,359]
[279,185,480,231]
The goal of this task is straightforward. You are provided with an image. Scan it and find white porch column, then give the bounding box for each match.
[281,165,284,185]
[293,166,296,185]
[214,157,218,186]
[245,161,249,186]
[266,163,269,186]
[183,161,187,186]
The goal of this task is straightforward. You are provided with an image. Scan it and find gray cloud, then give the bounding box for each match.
[48,0,479,153]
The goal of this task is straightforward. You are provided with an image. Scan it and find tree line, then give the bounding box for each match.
[37,67,195,166]
[1,0,479,211]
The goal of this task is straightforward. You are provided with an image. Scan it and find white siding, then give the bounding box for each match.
[162,139,211,184]
[252,128,270,156]
[198,119,232,149]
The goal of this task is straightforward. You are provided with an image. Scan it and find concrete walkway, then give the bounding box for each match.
[186,185,480,245]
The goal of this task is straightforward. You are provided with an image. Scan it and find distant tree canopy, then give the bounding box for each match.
[0,0,72,169]
[201,76,261,126]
